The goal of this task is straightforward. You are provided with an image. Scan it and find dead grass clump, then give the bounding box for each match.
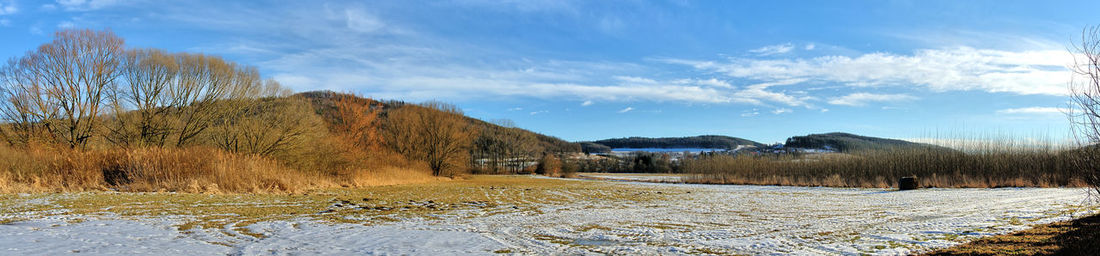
[348,166,442,187]
[102,147,330,193]
[924,213,1100,255]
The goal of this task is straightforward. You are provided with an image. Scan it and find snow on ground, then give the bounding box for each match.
[578,173,685,182]
[2,180,1097,255]
[0,216,506,255]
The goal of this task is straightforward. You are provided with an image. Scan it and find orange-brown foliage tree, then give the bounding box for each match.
[333,93,384,152]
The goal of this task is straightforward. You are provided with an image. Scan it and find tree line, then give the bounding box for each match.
[0,29,583,192]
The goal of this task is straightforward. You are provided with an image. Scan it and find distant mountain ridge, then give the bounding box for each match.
[582,135,765,153]
[784,132,946,152]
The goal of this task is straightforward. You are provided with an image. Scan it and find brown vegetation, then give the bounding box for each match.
[0,29,489,193]
[924,214,1100,256]
[682,144,1087,188]
[383,101,473,177]
[0,145,325,193]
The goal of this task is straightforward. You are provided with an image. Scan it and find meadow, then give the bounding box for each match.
[2,175,1095,255]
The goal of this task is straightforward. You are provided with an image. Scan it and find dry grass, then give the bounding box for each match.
[0,144,446,193]
[0,175,674,231]
[0,145,324,193]
[924,214,1100,256]
[347,165,447,187]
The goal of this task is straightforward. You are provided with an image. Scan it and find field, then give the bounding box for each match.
[1,175,1097,255]
[577,172,687,182]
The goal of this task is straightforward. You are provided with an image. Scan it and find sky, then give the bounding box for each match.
[0,0,1094,144]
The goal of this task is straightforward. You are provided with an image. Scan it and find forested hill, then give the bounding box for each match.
[296,91,580,154]
[464,118,581,154]
[784,132,947,152]
[585,135,765,151]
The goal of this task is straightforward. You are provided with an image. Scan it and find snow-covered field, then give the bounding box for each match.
[578,173,686,182]
[2,177,1097,255]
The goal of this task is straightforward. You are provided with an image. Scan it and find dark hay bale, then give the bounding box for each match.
[101,164,131,186]
[898,176,919,190]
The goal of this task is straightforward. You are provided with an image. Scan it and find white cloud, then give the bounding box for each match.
[996,107,1068,115]
[614,76,657,84]
[749,43,794,56]
[57,21,75,28]
[740,109,759,117]
[56,0,123,11]
[617,107,634,113]
[772,108,791,114]
[96,1,1066,110]
[344,8,384,33]
[0,0,16,15]
[451,0,579,14]
[804,43,815,50]
[675,78,731,88]
[529,110,548,115]
[669,47,1073,96]
[828,93,916,106]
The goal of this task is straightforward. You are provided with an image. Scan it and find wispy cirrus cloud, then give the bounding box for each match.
[617,107,634,113]
[55,0,126,11]
[996,107,1069,115]
[27,0,1071,112]
[749,43,794,56]
[828,93,917,106]
[666,47,1073,96]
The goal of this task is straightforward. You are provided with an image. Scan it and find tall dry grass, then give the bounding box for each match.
[0,145,340,193]
[683,136,1088,188]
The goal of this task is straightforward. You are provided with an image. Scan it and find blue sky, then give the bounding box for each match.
[0,0,1092,143]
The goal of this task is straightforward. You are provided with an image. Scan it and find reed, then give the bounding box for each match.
[682,134,1087,188]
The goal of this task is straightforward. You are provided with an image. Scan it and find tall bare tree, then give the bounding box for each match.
[0,29,124,149]
[0,58,54,146]
[385,101,472,176]
[1070,25,1100,196]
[107,48,179,147]
[169,54,261,147]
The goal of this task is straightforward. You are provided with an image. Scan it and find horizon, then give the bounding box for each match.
[0,0,1091,143]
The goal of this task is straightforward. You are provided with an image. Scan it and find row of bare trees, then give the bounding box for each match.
[0,29,300,155]
[383,102,473,176]
[0,29,124,149]
[471,119,543,173]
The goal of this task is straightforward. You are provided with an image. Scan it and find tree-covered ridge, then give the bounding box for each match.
[783,132,944,152]
[586,135,765,150]
[298,90,578,154]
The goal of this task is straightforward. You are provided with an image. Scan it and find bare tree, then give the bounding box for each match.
[0,58,55,146]
[1070,25,1100,197]
[0,29,124,149]
[211,96,323,157]
[384,101,472,176]
[169,54,261,147]
[107,48,179,147]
